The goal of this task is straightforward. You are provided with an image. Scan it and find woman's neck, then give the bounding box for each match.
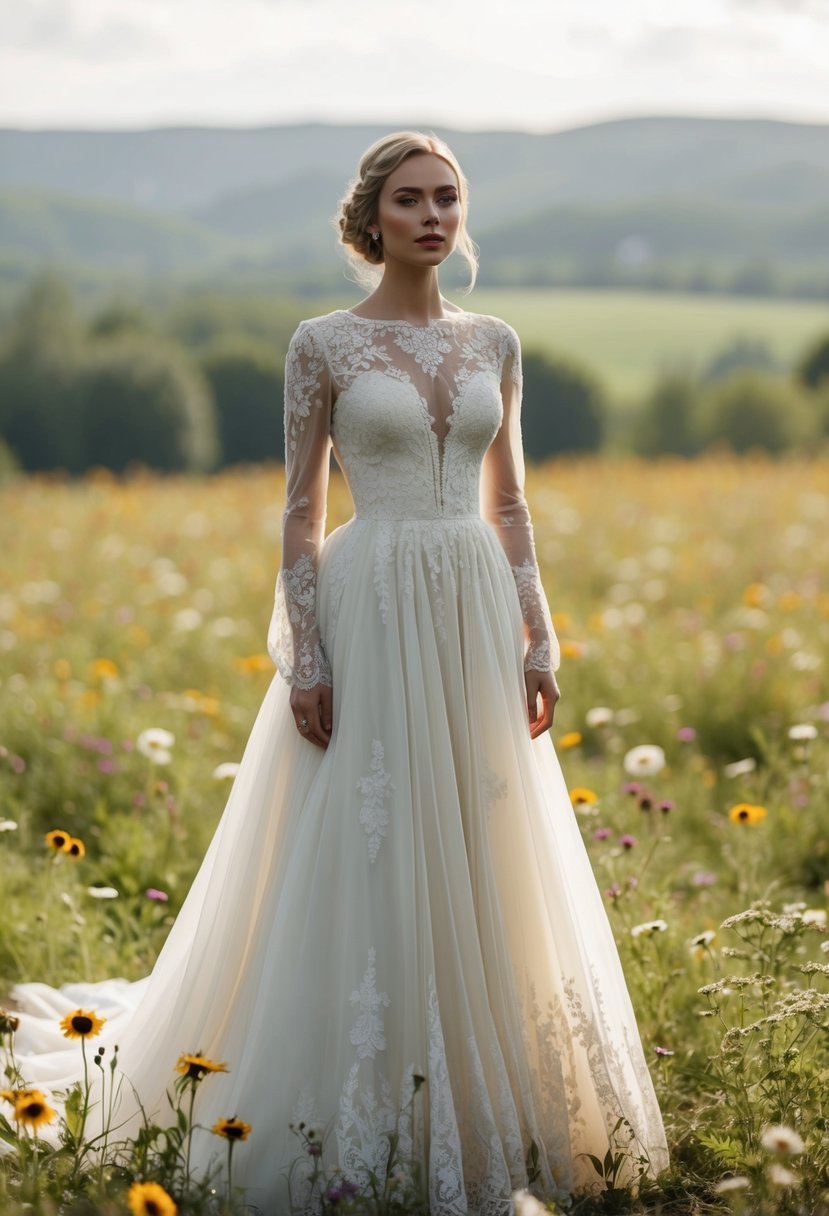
[354,265,452,323]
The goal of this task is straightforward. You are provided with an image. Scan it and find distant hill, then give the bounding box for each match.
[1,116,829,294]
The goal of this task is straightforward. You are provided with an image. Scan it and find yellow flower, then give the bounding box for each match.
[13,1090,57,1130]
[233,653,272,674]
[88,657,120,682]
[743,582,767,608]
[558,731,582,750]
[59,1009,106,1039]
[560,640,586,660]
[127,1181,177,1216]
[728,803,768,826]
[1,1087,36,1103]
[212,1116,252,1142]
[53,658,71,681]
[569,787,598,806]
[175,1053,229,1080]
[66,837,86,860]
[45,829,72,853]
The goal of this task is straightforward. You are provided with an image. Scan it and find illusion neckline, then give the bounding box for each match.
[340,308,471,330]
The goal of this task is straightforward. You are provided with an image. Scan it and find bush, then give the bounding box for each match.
[74,334,220,474]
[797,331,829,390]
[632,367,701,457]
[695,370,818,455]
[200,335,284,465]
[521,348,606,458]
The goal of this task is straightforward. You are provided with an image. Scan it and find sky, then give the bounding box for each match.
[2,0,829,132]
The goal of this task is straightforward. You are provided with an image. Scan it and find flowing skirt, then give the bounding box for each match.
[6,516,668,1214]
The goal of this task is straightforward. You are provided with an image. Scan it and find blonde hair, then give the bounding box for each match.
[335,130,478,293]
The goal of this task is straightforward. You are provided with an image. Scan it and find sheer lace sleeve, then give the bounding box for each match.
[481,325,561,674]
[267,321,334,689]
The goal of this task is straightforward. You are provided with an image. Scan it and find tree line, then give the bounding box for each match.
[1,273,828,481]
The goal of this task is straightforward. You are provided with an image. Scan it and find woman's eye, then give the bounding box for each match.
[439,195,458,205]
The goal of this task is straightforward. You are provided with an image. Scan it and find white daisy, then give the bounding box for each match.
[87,886,119,900]
[723,757,756,777]
[788,723,817,741]
[623,744,665,776]
[631,920,668,938]
[212,762,240,780]
[760,1125,804,1156]
[136,728,175,764]
[585,706,614,728]
[768,1163,799,1188]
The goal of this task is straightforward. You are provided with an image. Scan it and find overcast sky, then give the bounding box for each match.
[2,0,829,132]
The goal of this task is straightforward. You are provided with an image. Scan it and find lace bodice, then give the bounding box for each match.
[273,308,560,688]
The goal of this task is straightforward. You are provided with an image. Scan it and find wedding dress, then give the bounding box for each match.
[5,309,668,1213]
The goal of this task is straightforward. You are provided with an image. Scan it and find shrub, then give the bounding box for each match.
[797,331,829,390]
[521,348,606,458]
[694,371,817,455]
[200,335,284,465]
[632,367,701,457]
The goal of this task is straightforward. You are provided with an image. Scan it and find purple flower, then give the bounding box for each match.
[324,1187,341,1203]
[146,888,169,902]
[677,726,696,742]
[604,883,622,900]
[624,782,643,796]
[132,792,147,808]
[619,834,637,849]
[120,739,135,751]
[95,738,113,755]
[341,1180,359,1198]
[659,799,674,814]
[593,827,612,841]
[654,1046,675,1057]
[97,758,117,774]
[692,870,717,887]
[638,793,653,812]
[307,1142,322,1157]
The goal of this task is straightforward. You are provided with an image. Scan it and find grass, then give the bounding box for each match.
[0,454,828,1214]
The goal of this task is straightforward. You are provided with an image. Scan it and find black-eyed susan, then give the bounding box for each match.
[569,787,598,807]
[175,1053,228,1081]
[1,1087,37,1103]
[212,1116,252,1142]
[45,829,71,853]
[13,1089,57,1130]
[127,1180,178,1216]
[66,836,85,860]
[728,803,768,826]
[60,1009,106,1040]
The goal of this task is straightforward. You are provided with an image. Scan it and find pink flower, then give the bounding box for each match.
[654,1046,675,1056]
[660,799,675,813]
[624,782,643,796]
[677,726,696,742]
[146,888,169,902]
[692,870,716,886]
[593,827,612,841]
[97,758,117,774]
[619,834,637,849]
[604,884,622,900]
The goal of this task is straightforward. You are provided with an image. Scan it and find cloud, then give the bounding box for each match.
[3,0,169,59]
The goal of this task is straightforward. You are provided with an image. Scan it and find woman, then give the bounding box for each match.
[6,132,668,1213]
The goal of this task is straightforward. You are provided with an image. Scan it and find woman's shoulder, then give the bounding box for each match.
[463,310,521,357]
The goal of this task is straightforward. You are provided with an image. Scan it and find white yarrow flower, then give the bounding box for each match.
[87,885,119,900]
[585,706,614,728]
[136,727,175,764]
[631,920,668,938]
[788,723,817,741]
[212,762,240,780]
[0,818,18,832]
[760,1125,805,1156]
[768,1163,799,1189]
[723,757,757,777]
[623,744,665,776]
[801,909,827,927]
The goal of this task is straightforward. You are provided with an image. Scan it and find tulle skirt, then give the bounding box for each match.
[6,515,668,1214]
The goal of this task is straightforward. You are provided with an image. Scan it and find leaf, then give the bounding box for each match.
[63,1083,83,1140]
[696,1132,746,1166]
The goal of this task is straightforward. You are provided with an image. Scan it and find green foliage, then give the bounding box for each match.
[695,372,817,455]
[72,335,219,475]
[632,367,700,457]
[521,349,606,458]
[200,335,284,465]
[796,331,829,389]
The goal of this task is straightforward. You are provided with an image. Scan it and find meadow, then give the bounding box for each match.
[1,455,828,1214]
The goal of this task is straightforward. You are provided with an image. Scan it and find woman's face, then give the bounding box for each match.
[373,153,462,269]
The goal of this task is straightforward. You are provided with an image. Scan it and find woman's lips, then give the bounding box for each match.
[416,235,444,245]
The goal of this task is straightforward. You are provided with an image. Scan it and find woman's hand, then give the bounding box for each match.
[525,668,560,740]
[290,682,333,750]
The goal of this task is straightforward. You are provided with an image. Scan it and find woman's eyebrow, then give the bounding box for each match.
[391,185,458,195]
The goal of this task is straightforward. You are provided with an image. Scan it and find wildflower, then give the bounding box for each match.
[135,728,175,765]
[212,762,240,780]
[619,834,637,849]
[513,1191,548,1216]
[45,829,71,853]
[653,1046,674,1056]
[623,781,643,796]
[820,940,829,954]
[623,745,665,777]
[676,726,696,742]
[146,888,169,902]
[87,885,119,899]
[714,1176,750,1193]
[127,1180,178,1216]
[768,1163,799,1188]
[60,1009,106,1039]
[631,920,668,938]
[558,731,582,749]
[728,803,767,825]
[66,837,85,860]
[760,1125,804,1156]
[212,1116,252,1142]
[801,908,827,927]
[0,1087,35,1102]
[593,827,612,841]
[12,1089,57,1130]
[0,818,18,831]
[307,1141,322,1157]
[692,870,716,886]
[689,930,716,954]
[638,791,653,811]
[0,1010,21,1035]
[659,799,674,814]
[569,787,598,807]
[585,707,614,728]
[788,723,817,741]
[175,1053,228,1080]
[604,884,621,900]
[723,757,756,778]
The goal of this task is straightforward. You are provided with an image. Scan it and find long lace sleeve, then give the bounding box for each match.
[267,321,334,688]
[481,325,561,674]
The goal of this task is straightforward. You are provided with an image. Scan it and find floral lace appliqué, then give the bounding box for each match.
[349,948,390,1060]
[357,739,395,863]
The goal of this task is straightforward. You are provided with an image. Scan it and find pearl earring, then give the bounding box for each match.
[370,231,380,242]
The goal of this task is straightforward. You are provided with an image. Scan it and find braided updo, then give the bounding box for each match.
[335,130,478,291]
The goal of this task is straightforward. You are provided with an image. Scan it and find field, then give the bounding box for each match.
[1,455,828,1213]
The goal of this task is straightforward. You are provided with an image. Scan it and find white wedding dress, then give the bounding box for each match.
[5,310,668,1213]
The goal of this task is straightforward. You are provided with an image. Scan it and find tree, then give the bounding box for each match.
[200,336,284,465]
[520,348,606,458]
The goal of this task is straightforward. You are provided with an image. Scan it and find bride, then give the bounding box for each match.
[4,131,668,1213]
